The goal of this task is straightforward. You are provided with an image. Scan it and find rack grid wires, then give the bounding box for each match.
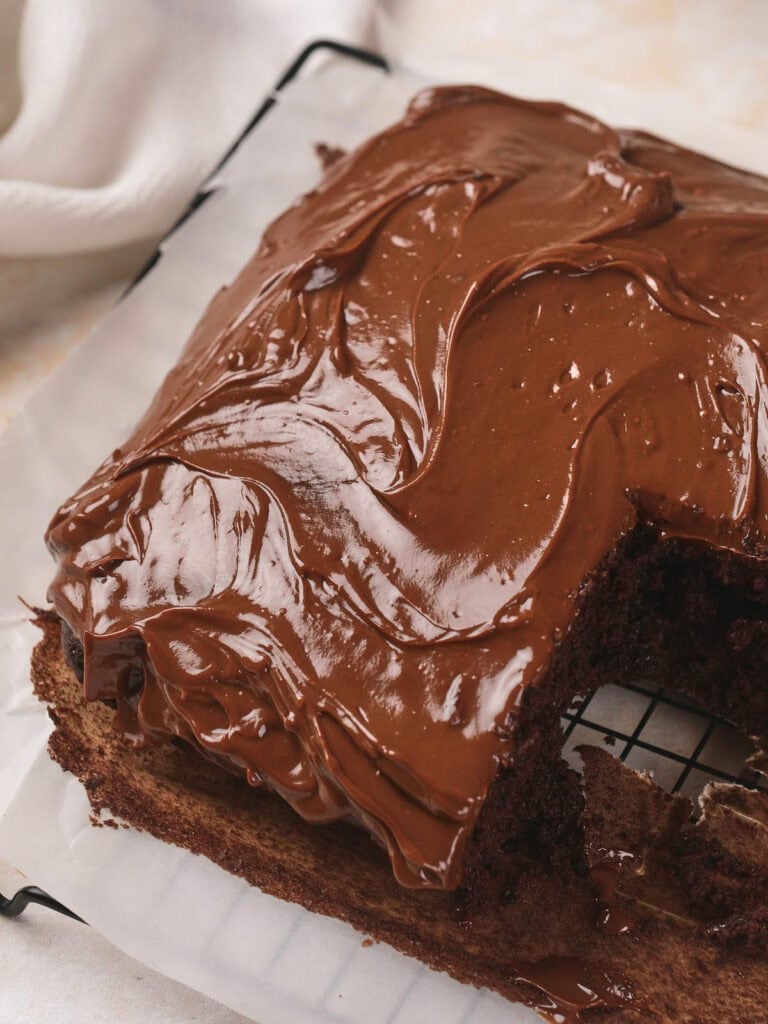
[562,679,768,800]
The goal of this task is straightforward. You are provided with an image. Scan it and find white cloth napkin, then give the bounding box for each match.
[0,0,373,427]
[0,0,373,258]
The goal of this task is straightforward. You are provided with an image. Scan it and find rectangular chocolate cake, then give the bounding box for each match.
[40,85,768,1020]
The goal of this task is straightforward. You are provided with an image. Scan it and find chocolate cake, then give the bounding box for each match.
[39,85,768,1019]
[31,616,768,1023]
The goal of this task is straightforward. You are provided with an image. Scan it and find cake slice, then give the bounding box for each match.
[45,86,768,912]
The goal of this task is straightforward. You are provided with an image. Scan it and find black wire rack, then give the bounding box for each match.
[562,679,768,798]
[0,886,85,923]
[3,37,765,927]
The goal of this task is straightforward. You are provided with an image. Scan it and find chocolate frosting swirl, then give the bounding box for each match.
[46,86,768,889]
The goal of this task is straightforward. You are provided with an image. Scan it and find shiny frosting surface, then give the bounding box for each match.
[47,87,768,889]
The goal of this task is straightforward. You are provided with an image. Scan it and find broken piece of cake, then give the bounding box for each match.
[40,85,768,1021]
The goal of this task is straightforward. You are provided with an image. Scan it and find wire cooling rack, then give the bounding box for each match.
[2,38,765,927]
[563,679,768,800]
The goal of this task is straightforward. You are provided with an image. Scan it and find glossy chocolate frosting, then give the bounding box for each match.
[46,86,768,889]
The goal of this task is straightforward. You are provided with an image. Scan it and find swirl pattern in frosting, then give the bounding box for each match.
[46,86,768,889]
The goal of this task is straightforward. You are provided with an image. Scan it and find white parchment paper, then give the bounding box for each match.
[1,51,767,1024]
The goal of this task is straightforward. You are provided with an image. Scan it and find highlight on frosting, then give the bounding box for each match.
[46,86,768,889]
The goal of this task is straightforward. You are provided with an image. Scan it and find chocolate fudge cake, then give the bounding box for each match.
[40,86,768,1019]
[31,617,768,1022]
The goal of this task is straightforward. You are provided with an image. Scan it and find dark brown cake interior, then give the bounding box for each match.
[466,525,768,907]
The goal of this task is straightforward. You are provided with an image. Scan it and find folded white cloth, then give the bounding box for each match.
[0,0,373,429]
[0,0,373,258]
